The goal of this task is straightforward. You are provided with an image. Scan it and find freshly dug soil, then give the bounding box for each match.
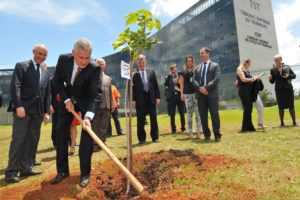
[0,149,257,200]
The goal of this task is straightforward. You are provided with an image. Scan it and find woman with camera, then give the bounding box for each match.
[268,54,297,126]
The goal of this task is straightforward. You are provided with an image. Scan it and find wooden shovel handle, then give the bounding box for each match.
[70,110,145,194]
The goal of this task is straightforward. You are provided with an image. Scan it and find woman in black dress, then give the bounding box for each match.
[237,58,261,132]
[268,54,297,126]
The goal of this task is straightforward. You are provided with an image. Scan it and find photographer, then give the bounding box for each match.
[164,64,185,134]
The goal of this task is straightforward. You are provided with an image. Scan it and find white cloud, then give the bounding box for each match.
[274,0,300,65]
[0,0,109,25]
[145,0,198,17]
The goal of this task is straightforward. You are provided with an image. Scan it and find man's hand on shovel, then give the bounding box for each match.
[82,116,91,130]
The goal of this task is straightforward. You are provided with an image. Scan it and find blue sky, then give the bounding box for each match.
[0,0,299,70]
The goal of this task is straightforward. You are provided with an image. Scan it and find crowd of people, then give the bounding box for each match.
[4,38,297,188]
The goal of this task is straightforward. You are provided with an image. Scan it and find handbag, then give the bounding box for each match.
[234,79,239,89]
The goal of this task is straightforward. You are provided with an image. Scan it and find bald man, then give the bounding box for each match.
[5,44,51,183]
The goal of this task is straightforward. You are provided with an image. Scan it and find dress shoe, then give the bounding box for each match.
[93,145,101,152]
[204,137,210,141]
[257,124,267,129]
[215,138,221,142]
[20,170,43,177]
[80,175,90,188]
[5,176,20,183]
[117,133,124,135]
[138,141,145,145]
[68,146,75,156]
[33,162,41,166]
[50,172,69,184]
[152,139,159,143]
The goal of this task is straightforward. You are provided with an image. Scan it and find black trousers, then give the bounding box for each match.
[167,92,185,132]
[52,110,70,147]
[197,96,221,139]
[239,85,255,132]
[136,92,159,142]
[5,113,43,177]
[107,108,123,136]
[55,108,94,177]
[51,111,58,147]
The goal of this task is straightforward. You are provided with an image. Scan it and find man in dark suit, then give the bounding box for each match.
[192,47,221,142]
[5,44,51,183]
[132,54,160,144]
[164,63,185,134]
[51,38,101,188]
[50,74,66,149]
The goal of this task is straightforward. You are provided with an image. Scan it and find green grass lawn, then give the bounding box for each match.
[0,100,299,199]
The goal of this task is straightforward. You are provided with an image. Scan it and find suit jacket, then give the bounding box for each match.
[50,77,64,111]
[8,60,50,117]
[269,65,296,91]
[132,67,160,107]
[99,73,114,109]
[192,61,220,99]
[252,79,264,102]
[164,74,179,101]
[53,53,102,114]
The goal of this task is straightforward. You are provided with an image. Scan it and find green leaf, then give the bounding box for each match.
[137,9,151,20]
[126,15,138,26]
[154,19,161,30]
[121,47,130,52]
[147,21,155,31]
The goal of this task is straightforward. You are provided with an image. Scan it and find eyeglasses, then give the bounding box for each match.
[170,67,175,70]
[37,52,48,57]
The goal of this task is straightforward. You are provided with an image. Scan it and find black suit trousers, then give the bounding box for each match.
[55,108,94,177]
[136,92,159,142]
[167,92,185,132]
[197,96,221,139]
[5,113,43,177]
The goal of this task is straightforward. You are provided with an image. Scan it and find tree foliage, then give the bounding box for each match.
[259,89,277,107]
[113,9,162,60]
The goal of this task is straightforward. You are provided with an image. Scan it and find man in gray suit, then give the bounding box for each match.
[192,47,221,142]
[5,44,51,183]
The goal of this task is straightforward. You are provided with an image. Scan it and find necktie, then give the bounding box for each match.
[72,67,81,85]
[36,64,40,84]
[200,62,207,86]
[141,71,149,92]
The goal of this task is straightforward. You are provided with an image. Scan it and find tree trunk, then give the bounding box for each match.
[126,56,135,194]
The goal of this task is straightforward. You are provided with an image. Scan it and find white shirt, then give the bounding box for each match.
[64,59,95,120]
[71,61,79,86]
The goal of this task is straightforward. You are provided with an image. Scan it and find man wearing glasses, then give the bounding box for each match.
[5,44,51,183]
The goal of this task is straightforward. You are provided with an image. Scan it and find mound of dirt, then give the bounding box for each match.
[88,149,242,199]
[1,149,256,200]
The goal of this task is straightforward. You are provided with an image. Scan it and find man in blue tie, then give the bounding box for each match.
[192,47,221,142]
[132,55,160,144]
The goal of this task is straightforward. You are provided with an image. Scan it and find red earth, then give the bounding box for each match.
[0,149,257,200]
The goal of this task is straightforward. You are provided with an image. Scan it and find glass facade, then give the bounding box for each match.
[103,0,241,112]
[0,0,279,113]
